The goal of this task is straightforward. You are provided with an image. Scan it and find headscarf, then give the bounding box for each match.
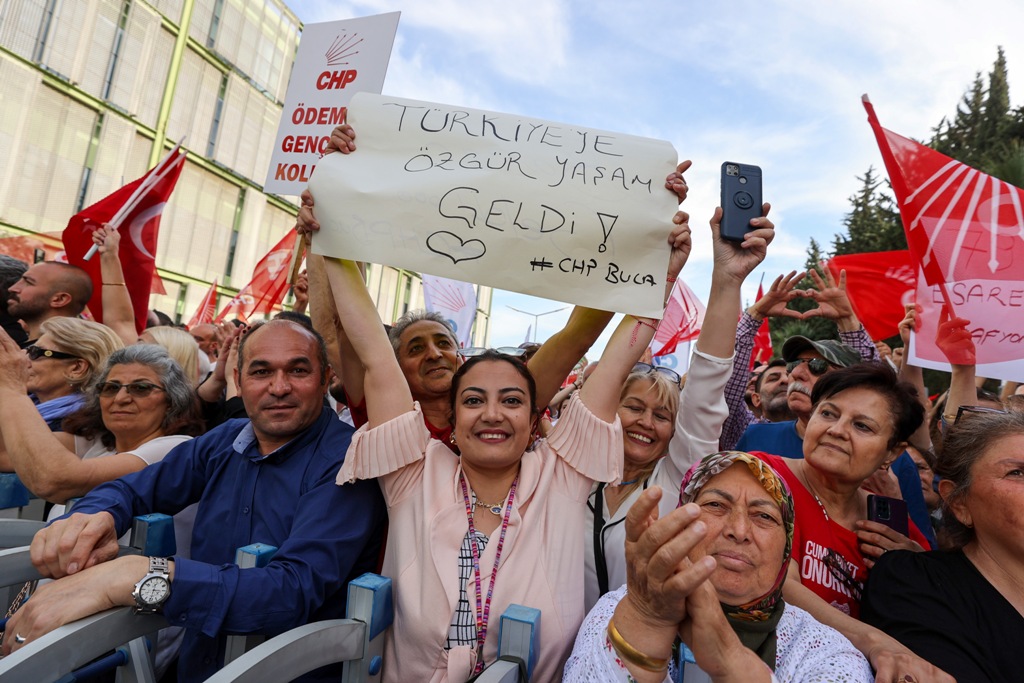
[678,451,795,670]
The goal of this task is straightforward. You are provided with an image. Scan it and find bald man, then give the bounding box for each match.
[6,262,92,344]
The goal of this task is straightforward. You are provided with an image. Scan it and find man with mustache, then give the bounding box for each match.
[720,269,879,452]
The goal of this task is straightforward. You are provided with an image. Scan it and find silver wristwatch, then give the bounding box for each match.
[132,556,171,614]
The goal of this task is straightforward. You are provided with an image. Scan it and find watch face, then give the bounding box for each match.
[140,577,170,605]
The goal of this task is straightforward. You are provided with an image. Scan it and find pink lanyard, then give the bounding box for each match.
[459,473,517,675]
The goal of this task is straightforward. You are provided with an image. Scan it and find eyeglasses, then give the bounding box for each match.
[822,548,863,602]
[97,381,166,398]
[26,345,78,361]
[460,347,527,358]
[632,362,682,387]
[786,357,831,376]
[954,405,1009,425]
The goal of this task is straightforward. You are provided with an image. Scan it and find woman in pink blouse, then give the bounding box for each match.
[325,212,709,681]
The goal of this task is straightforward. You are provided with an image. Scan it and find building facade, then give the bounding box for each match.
[0,0,491,340]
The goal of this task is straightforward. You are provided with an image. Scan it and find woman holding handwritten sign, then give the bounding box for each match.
[325,204,759,681]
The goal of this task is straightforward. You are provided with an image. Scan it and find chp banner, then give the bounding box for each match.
[421,274,477,347]
[215,231,298,323]
[864,96,1024,379]
[187,279,219,328]
[651,279,705,357]
[310,93,679,318]
[62,147,186,332]
[825,250,915,342]
[264,12,400,194]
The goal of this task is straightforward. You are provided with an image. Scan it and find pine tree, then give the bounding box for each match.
[833,167,905,255]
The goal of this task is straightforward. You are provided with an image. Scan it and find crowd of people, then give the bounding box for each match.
[0,120,1020,683]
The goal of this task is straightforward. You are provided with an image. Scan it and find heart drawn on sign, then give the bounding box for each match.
[426,231,487,264]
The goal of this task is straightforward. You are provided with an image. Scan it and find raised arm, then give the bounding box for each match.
[896,304,932,449]
[0,329,152,502]
[669,206,775,473]
[93,225,138,345]
[322,258,411,427]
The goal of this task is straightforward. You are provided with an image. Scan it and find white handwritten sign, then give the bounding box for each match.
[263,12,400,195]
[909,269,1024,381]
[309,93,679,317]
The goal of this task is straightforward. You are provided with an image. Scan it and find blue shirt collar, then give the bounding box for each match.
[232,406,335,463]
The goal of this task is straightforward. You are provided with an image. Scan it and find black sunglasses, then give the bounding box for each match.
[97,381,166,398]
[460,347,527,358]
[954,405,1009,425]
[632,362,682,386]
[823,548,863,602]
[26,345,78,361]
[786,357,831,376]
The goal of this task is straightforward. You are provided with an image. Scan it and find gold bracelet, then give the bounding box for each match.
[607,617,669,672]
[102,282,126,286]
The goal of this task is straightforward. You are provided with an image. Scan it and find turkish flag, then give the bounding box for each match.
[750,283,773,369]
[863,96,1024,292]
[826,251,916,341]
[62,149,186,332]
[652,279,706,357]
[215,231,297,323]
[187,279,219,328]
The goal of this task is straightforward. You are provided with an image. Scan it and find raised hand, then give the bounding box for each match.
[710,204,775,285]
[664,160,692,204]
[935,304,975,366]
[748,270,805,320]
[799,267,858,329]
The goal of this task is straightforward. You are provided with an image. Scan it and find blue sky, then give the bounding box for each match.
[290,0,1023,354]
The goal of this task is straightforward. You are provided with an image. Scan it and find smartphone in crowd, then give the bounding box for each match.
[720,162,763,242]
[866,494,910,537]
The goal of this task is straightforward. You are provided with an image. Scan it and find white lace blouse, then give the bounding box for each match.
[562,585,873,682]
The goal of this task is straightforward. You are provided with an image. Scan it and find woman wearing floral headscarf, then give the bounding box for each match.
[564,451,871,682]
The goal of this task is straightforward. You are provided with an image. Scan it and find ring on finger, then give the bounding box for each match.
[13,633,26,644]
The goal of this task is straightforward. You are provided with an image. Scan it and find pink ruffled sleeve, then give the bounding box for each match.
[336,403,431,485]
[546,392,622,484]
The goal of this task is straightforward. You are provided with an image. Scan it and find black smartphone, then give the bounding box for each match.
[866,494,909,537]
[720,162,763,242]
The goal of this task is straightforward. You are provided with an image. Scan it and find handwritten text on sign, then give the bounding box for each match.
[309,93,679,317]
[909,270,1024,381]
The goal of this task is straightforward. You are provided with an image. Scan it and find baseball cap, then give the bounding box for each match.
[781,336,860,368]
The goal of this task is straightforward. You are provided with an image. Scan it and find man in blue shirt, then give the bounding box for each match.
[3,319,386,681]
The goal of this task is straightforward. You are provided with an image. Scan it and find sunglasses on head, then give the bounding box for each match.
[785,357,831,376]
[632,362,682,387]
[954,404,1009,425]
[460,347,527,358]
[26,345,78,361]
[97,381,166,398]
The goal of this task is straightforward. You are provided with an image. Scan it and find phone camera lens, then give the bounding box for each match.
[726,164,739,176]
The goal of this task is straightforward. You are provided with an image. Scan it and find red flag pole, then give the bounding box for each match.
[862,95,955,317]
[83,142,184,260]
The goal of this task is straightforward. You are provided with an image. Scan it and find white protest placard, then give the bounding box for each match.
[264,12,400,195]
[309,93,679,317]
[908,269,1024,382]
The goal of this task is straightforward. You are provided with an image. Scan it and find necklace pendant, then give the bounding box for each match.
[487,504,503,516]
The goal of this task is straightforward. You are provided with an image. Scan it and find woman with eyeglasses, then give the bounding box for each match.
[861,409,1024,682]
[26,318,123,428]
[584,205,775,612]
[0,336,203,520]
[325,198,741,680]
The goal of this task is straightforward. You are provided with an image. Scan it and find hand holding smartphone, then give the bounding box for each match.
[720,162,763,242]
[866,494,910,537]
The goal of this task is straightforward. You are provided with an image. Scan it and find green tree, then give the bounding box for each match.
[832,167,905,255]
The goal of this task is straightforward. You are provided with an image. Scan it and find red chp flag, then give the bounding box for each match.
[826,251,915,341]
[863,96,1024,293]
[187,279,219,328]
[750,283,773,369]
[652,279,706,357]
[215,231,298,323]
[62,149,186,332]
